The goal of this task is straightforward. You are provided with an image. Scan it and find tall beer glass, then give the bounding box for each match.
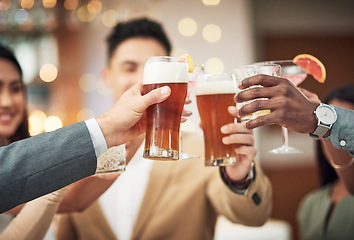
[143,56,188,160]
[196,73,237,166]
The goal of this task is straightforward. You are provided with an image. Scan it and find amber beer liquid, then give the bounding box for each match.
[143,57,188,160]
[196,74,237,166]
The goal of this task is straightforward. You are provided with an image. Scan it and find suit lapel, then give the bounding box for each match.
[132,160,174,239]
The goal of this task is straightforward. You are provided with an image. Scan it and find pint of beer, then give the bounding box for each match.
[196,73,237,166]
[143,56,188,160]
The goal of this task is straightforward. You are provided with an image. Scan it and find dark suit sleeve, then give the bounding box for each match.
[0,121,97,213]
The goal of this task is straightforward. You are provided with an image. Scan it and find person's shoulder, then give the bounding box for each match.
[300,185,331,209]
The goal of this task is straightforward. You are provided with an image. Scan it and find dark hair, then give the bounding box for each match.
[106,18,172,60]
[317,84,354,186]
[0,44,30,143]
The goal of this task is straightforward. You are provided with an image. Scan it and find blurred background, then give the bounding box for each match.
[1,0,353,239]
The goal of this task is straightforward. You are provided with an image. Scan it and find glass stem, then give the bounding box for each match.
[282,127,289,148]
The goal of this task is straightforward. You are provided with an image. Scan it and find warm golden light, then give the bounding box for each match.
[44,116,63,132]
[77,5,96,22]
[64,0,78,10]
[77,108,95,122]
[202,0,221,6]
[39,63,58,82]
[21,0,34,9]
[87,0,102,14]
[43,0,57,8]
[79,73,97,92]
[202,24,222,43]
[178,17,197,37]
[28,110,47,136]
[205,57,224,74]
[101,9,118,28]
[0,0,12,11]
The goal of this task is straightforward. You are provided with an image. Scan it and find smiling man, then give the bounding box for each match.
[55,18,272,240]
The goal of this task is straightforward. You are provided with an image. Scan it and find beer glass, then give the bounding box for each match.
[234,64,281,122]
[196,73,237,166]
[96,144,126,174]
[143,56,188,160]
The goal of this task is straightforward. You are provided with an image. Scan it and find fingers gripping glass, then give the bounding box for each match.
[234,63,281,122]
[258,60,306,154]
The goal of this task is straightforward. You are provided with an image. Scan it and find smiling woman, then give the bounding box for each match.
[0,45,29,146]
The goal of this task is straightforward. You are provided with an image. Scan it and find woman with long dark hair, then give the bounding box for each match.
[0,44,68,239]
[297,85,354,240]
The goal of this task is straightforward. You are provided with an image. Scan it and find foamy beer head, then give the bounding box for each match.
[143,56,188,85]
[195,74,236,96]
[196,73,237,166]
[143,56,188,161]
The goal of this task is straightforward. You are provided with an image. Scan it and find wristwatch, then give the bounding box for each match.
[310,103,337,139]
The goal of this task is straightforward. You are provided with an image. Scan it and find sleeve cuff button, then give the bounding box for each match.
[340,140,346,147]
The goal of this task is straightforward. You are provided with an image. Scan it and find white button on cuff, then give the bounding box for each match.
[340,140,346,147]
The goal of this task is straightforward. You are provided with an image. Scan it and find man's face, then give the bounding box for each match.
[103,37,168,102]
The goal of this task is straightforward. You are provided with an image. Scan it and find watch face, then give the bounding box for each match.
[316,105,337,125]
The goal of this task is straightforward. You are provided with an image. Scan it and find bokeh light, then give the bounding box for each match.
[28,110,47,136]
[77,108,95,122]
[39,63,58,82]
[79,73,97,92]
[178,17,197,37]
[205,57,224,74]
[202,24,222,43]
[87,0,102,14]
[21,0,34,9]
[44,116,63,132]
[101,9,118,28]
[64,0,78,10]
[77,5,96,22]
[43,0,57,8]
[14,9,28,24]
[0,0,11,11]
[202,0,221,6]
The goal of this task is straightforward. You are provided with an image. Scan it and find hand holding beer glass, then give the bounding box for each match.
[196,73,238,166]
[234,64,281,122]
[143,56,189,160]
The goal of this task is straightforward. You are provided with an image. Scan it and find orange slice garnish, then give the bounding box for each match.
[293,54,326,83]
[178,54,194,73]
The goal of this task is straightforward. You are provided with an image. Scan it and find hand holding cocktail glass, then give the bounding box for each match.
[256,60,307,154]
[234,74,321,135]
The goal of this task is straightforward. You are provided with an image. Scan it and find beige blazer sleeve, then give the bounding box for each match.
[0,188,67,240]
[206,161,273,226]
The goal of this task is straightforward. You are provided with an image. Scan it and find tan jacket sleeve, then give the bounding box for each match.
[206,161,273,226]
[0,188,67,240]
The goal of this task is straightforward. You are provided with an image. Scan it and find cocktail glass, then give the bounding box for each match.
[261,60,307,154]
[234,63,281,122]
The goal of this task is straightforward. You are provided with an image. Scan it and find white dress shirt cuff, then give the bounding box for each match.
[85,118,108,158]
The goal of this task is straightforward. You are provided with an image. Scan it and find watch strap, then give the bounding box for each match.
[310,122,330,139]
